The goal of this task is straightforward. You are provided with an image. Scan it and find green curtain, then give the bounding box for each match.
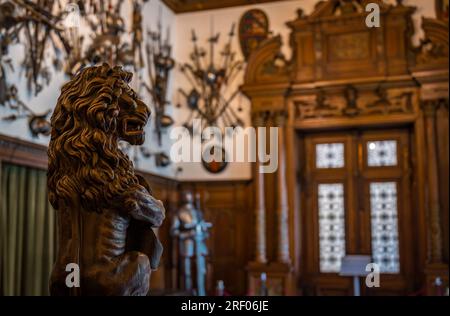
[0,163,56,296]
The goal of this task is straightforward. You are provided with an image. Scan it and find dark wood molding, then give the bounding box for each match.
[0,134,48,170]
[162,0,289,13]
[0,134,252,187]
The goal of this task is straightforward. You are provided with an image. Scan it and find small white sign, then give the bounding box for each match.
[340,255,372,277]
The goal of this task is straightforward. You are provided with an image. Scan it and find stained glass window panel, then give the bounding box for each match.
[367,140,397,167]
[318,183,346,273]
[316,143,345,168]
[370,182,400,274]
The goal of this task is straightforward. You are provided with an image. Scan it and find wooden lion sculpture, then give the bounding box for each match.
[48,63,165,296]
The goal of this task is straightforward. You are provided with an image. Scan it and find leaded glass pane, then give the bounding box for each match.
[316,143,345,168]
[367,140,397,167]
[318,183,346,273]
[370,182,400,274]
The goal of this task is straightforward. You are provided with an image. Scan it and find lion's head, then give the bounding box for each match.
[48,63,151,212]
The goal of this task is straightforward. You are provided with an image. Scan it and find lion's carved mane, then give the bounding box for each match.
[48,64,164,296]
[48,64,138,212]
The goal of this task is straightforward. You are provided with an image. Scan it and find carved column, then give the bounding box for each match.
[274,111,290,264]
[422,100,443,264]
[252,112,267,264]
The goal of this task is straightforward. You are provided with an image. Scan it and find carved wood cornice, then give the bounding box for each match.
[161,0,290,13]
[243,36,290,87]
[413,18,449,72]
[287,0,392,27]
[292,86,416,121]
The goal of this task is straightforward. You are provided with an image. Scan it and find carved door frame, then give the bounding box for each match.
[294,126,416,295]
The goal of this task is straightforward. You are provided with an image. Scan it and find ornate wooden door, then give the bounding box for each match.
[301,129,414,295]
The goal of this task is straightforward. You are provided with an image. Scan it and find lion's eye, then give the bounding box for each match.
[120,92,137,109]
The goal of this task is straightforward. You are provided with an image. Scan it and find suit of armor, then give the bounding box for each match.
[171,192,211,296]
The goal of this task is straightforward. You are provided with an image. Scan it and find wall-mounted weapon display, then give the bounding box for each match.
[0,0,70,137]
[176,22,245,174]
[64,0,143,77]
[0,0,173,168]
[144,20,175,146]
[177,23,245,133]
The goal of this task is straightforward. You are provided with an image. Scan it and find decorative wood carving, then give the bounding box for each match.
[286,0,416,82]
[47,64,166,296]
[242,0,448,296]
[413,18,449,71]
[244,36,290,85]
[294,87,415,120]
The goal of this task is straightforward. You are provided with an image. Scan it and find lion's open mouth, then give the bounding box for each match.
[124,118,145,136]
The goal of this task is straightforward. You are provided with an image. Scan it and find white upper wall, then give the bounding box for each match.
[0,0,437,180]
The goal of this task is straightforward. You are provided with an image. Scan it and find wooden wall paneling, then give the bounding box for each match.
[177,181,253,295]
